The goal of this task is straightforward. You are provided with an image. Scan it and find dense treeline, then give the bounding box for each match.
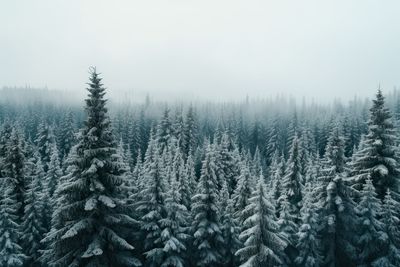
[0,70,399,266]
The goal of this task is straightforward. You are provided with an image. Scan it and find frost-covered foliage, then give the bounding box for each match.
[236,176,288,267]
[350,90,400,200]
[41,68,141,266]
[191,145,224,267]
[0,177,26,266]
[1,73,400,267]
[355,178,387,266]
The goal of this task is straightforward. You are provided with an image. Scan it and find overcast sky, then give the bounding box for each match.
[1,0,400,102]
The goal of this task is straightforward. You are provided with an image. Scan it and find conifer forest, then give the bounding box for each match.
[0,68,399,267]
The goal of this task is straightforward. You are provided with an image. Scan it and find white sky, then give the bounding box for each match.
[1,0,400,102]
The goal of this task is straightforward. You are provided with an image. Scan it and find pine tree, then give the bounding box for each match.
[278,194,298,250]
[45,143,62,200]
[373,190,400,267]
[355,178,387,266]
[42,68,141,266]
[281,134,303,221]
[35,121,54,172]
[219,182,241,267]
[21,157,47,266]
[191,145,224,267]
[313,124,358,266]
[236,176,288,267]
[295,182,322,267]
[350,90,400,200]
[233,161,254,225]
[137,146,168,266]
[183,105,199,157]
[157,107,173,153]
[217,132,240,194]
[0,178,26,266]
[158,177,189,267]
[2,128,26,222]
[58,110,76,160]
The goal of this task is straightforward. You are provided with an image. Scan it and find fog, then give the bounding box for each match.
[1,0,400,102]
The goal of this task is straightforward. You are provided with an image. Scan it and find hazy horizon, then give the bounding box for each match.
[1,0,400,102]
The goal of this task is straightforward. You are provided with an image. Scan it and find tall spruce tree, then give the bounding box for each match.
[2,128,26,222]
[236,176,288,267]
[281,134,303,222]
[21,157,47,267]
[58,110,76,160]
[314,124,357,266]
[374,189,400,266]
[355,178,387,266]
[191,145,224,267]
[0,179,26,267]
[350,90,400,200]
[219,182,241,267]
[42,68,141,266]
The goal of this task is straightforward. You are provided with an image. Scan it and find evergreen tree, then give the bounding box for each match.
[137,146,168,266]
[191,145,224,267]
[373,190,400,267]
[355,178,387,266]
[45,143,62,200]
[350,90,400,200]
[183,105,199,157]
[236,176,288,267]
[159,177,189,267]
[21,158,47,267]
[281,134,303,221]
[42,68,141,266]
[35,121,54,172]
[0,178,26,266]
[278,194,298,251]
[314,124,357,266]
[233,162,254,225]
[157,107,173,153]
[219,182,241,267]
[295,183,322,267]
[58,110,76,160]
[2,128,26,222]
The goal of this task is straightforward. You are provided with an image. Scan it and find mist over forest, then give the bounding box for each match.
[2,0,400,266]
[0,69,400,267]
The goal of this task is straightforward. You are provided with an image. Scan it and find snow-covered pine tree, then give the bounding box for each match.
[45,142,62,200]
[21,157,47,266]
[191,145,224,267]
[157,107,173,153]
[158,176,189,267]
[355,178,387,266]
[185,153,197,198]
[295,182,322,267]
[233,161,254,226]
[0,177,26,266]
[251,146,263,177]
[58,110,76,160]
[216,132,240,194]
[42,68,141,266]
[281,134,303,222]
[350,90,400,200]
[177,156,192,211]
[373,189,400,267]
[313,123,358,266]
[265,117,279,167]
[173,107,185,151]
[278,194,298,253]
[219,182,241,267]
[137,145,168,266]
[235,176,288,267]
[2,128,26,222]
[183,104,199,157]
[35,121,54,172]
